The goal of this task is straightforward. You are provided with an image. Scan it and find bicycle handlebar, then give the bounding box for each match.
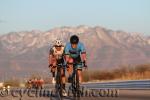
[67,61,87,68]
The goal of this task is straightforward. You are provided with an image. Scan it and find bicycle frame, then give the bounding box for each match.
[71,63,81,97]
[55,63,64,98]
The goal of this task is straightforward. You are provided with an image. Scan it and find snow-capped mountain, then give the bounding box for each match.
[0,26,150,79]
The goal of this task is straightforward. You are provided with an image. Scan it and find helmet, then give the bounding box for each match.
[70,35,79,44]
[54,39,63,46]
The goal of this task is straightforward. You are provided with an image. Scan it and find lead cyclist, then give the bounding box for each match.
[64,35,88,84]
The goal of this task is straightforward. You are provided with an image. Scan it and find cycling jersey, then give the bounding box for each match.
[49,46,64,60]
[64,42,86,58]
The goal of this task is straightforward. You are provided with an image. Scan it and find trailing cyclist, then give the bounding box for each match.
[48,39,67,96]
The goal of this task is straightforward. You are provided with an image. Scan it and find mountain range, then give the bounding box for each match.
[0,25,150,80]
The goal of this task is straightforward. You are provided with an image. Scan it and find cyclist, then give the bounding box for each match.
[64,35,87,84]
[48,39,67,96]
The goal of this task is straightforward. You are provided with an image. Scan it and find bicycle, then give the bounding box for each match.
[55,63,65,99]
[69,62,87,97]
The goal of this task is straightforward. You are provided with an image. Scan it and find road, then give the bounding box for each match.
[0,80,150,100]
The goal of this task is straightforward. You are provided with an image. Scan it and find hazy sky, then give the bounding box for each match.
[0,0,150,35]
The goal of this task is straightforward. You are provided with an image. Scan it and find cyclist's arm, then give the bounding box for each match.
[49,48,54,66]
[64,44,70,63]
[80,43,87,62]
[80,43,87,67]
[81,52,86,62]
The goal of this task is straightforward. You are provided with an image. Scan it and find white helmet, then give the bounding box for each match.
[54,39,63,46]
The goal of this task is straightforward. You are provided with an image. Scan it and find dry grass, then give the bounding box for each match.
[3,64,149,86]
[4,79,20,87]
[82,64,150,82]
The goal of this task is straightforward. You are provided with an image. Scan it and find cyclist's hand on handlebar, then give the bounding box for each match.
[83,61,87,66]
[48,64,53,68]
[66,62,73,66]
[83,66,88,71]
[83,61,88,70]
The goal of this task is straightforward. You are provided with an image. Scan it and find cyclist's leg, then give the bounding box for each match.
[58,58,66,89]
[61,67,66,88]
[61,67,67,96]
[75,56,83,83]
[51,57,57,84]
[77,69,82,83]
[66,57,73,82]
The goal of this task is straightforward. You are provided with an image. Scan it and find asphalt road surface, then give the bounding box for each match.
[1,80,150,100]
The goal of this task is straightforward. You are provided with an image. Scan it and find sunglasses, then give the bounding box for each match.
[55,46,61,47]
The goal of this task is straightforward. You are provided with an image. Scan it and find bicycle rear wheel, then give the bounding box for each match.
[76,69,81,97]
[55,67,63,98]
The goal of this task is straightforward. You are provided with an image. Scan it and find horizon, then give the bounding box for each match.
[0,0,150,35]
[0,25,149,37]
